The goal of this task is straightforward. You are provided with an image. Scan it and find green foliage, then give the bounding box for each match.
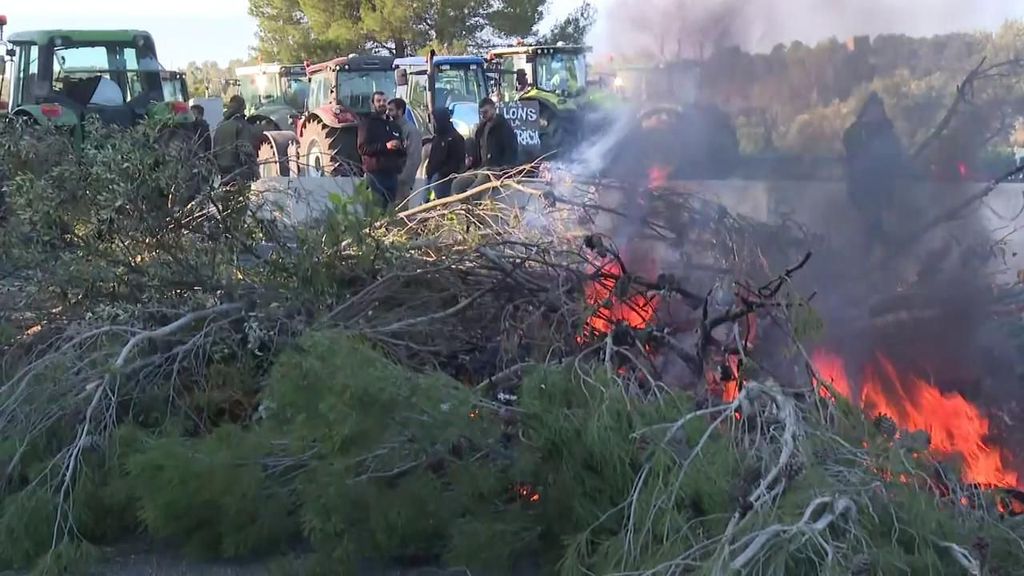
[0,489,56,569]
[539,2,597,46]
[249,0,549,60]
[264,332,507,566]
[30,541,100,576]
[124,425,297,558]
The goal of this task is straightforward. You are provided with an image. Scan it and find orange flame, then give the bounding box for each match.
[582,259,658,336]
[648,165,670,187]
[812,349,1020,489]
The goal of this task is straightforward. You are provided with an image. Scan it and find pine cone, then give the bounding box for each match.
[972,536,990,560]
[784,456,806,481]
[873,413,897,439]
[850,553,872,576]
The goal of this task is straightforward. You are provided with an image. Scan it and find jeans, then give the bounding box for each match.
[366,171,399,209]
[429,174,454,201]
[451,172,491,199]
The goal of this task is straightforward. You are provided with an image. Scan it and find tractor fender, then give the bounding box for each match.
[146,101,195,125]
[308,104,360,131]
[257,130,299,178]
[12,104,79,127]
[248,114,280,131]
[261,129,298,150]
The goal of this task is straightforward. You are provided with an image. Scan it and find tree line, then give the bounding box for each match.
[247,0,596,62]
[698,20,1024,170]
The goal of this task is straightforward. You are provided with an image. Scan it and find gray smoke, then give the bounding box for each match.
[592,0,1022,56]
[556,0,1024,478]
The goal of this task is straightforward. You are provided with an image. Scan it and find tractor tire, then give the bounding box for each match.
[287,139,302,178]
[257,131,299,179]
[299,120,346,177]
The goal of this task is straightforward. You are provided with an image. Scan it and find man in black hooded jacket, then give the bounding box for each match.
[425,107,466,201]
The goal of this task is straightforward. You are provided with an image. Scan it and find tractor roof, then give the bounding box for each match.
[7,29,153,45]
[394,55,486,68]
[488,45,590,57]
[306,54,396,75]
[235,63,307,77]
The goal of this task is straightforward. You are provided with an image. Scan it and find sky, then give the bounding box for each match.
[2,0,1023,68]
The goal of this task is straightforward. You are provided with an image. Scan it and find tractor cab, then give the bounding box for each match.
[612,61,701,106]
[228,63,309,132]
[484,43,592,159]
[394,54,487,140]
[255,54,399,178]
[486,43,590,105]
[2,29,191,129]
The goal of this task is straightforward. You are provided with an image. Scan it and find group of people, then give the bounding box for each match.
[189,94,259,186]
[188,89,521,208]
[356,92,519,209]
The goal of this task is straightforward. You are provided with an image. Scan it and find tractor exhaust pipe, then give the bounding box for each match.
[426,49,436,120]
[0,15,8,108]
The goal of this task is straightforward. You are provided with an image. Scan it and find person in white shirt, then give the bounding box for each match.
[89,76,124,106]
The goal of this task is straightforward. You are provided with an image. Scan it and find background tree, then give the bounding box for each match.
[184,60,253,99]
[249,0,550,60]
[538,1,596,46]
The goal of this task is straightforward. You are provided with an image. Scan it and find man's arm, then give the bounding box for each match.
[449,135,466,176]
[400,128,423,184]
[357,120,386,157]
[500,120,519,165]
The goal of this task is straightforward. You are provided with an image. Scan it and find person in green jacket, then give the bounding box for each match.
[213,95,257,186]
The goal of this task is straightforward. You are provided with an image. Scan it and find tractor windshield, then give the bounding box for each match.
[434,63,486,107]
[283,76,309,110]
[237,72,282,107]
[50,43,163,106]
[337,69,395,114]
[534,52,587,96]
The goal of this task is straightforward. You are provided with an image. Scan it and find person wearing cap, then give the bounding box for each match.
[213,95,256,185]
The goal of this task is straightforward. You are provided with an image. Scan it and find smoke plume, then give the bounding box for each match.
[593,0,1021,56]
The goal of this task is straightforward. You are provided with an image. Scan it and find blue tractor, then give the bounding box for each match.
[394,52,489,178]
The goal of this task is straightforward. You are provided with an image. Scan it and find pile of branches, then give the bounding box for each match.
[1,124,1022,574]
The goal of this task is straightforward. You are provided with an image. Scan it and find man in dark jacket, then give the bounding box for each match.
[212,95,256,185]
[425,107,466,201]
[190,103,212,154]
[453,98,519,197]
[357,90,406,208]
[469,97,518,169]
[842,92,908,248]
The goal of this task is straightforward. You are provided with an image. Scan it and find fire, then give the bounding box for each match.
[581,259,658,336]
[812,349,1020,489]
[648,164,670,187]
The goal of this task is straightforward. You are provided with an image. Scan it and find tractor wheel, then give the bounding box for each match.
[257,132,298,179]
[540,108,564,157]
[287,140,302,177]
[300,120,342,177]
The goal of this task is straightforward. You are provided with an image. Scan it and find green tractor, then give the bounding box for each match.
[225,62,309,133]
[486,43,592,159]
[0,26,194,144]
